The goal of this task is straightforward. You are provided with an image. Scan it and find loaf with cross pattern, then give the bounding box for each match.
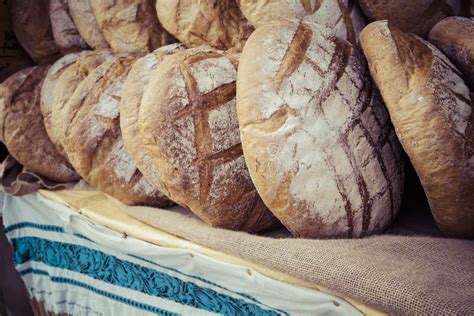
[139,47,279,232]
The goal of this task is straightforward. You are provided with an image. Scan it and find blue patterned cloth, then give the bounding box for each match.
[2,192,361,315]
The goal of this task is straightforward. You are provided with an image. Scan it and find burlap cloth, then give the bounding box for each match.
[121,170,474,315]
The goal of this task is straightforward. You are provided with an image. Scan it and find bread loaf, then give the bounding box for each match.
[238,0,366,44]
[358,0,470,37]
[49,0,89,54]
[90,0,174,54]
[428,17,474,90]
[140,48,279,231]
[0,66,79,182]
[11,0,61,64]
[51,50,114,157]
[41,51,90,159]
[237,20,404,238]
[120,43,184,195]
[63,55,170,206]
[156,0,253,50]
[360,21,474,238]
[68,0,110,49]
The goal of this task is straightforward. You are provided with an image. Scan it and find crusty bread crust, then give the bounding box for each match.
[120,44,184,197]
[429,17,474,90]
[156,0,254,50]
[238,0,366,45]
[140,47,279,231]
[237,19,404,238]
[68,0,110,50]
[11,0,61,64]
[0,66,79,182]
[49,0,89,54]
[90,0,175,54]
[361,20,474,238]
[63,55,169,206]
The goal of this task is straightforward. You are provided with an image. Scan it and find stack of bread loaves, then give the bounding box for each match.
[0,0,472,238]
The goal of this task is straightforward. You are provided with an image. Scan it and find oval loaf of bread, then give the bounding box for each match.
[11,0,61,64]
[156,0,254,50]
[0,66,79,182]
[41,51,90,159]
[63,55,170,206]
[140,47,279,232]
[237,20,404,238]
[360,21,474,238]
[428,17,474,91]
[358,0,470,37]
[68,0,110,49]
[238,0,366,44]
[90,0,175,54]
[120,43,184,196]
[49,0,89,54]
[51,50,114,156]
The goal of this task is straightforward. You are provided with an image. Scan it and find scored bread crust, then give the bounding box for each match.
[41,51,90,160]
[139,47,279,232]
[49,0,89,54]
[51,50,114,156]
[68,0,110,50]
[238,0,366,45]
[428,17,474,91]
[120,43,184,196]
[0,66,79,182]
[11,0,61,64]
[156,0,254,50]
[63,55,170,206]
[360,21,474,238]
[358,0,470,37]
[90,0,175,54]
[237,19,404,238]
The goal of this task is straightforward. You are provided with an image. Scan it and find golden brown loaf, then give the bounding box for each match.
[0,66,79,182]
[139,47,279,231]
[155,0,254,50]
[120,43,184,196]
[238,0,366,44]
[237,20,404,238]
[51,50,114,157]
[49,0,89,54]
[11,0,61,64]
[63,55,170,206]
[358,0,470,37]
[428,17,474,90]
[68,0,110,49]
[41,51,90,159]
[360,21,474,238]
[90,0,175,54]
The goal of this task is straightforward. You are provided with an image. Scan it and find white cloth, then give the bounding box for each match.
[1,192,361,315]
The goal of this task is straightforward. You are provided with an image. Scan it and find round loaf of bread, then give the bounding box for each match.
[156,0,253,50]
[63,55,169,206]
[239,0,366,44]
[11,0,61,64]
[41,51,90,159]
[90,0,175,54]
[358,0,470,37]
[68,0,110,49]
[51,50,114,157]
[0,66,79,182]
[428,17,474,90]
[120,43,184,195]
[49,0,89,54]
[140,48,278,231]
[237,20,404,238]
[360,21,474,238]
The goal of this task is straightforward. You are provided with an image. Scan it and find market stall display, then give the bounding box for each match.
[0,0,473,314]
